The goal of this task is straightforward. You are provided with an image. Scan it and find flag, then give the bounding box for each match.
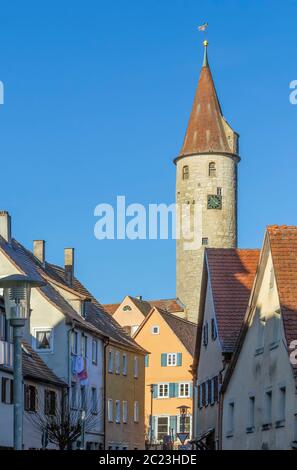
[198,22,208,32]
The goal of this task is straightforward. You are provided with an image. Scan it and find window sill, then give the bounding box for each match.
[225,432,233,438]
[255,347,264,356]
[275,419,285,428]
[246,426,255,434]
[262,423,272,431]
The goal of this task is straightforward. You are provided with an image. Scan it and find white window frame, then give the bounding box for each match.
[134,356,139,378]
[156,416,169,441]
[115,351,121,374]
[115,400,121,423]
[108,350,114,373]
[167,353,177,367]
[178,382,190,398]
[151,325,160,335]
[158,383,169,398]
[123,401,128,423]
[33,327,54,353]
[134,401,139,423]
[122,353,127,376]
[107,399,113,422]
[92,339,98,365]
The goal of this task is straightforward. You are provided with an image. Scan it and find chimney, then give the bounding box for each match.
[64,248,74,286]
[33,240,46,266]
[0,211,11,243]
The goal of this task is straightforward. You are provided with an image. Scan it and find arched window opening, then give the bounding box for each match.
[209,162,216,177]
[182,165,189,180]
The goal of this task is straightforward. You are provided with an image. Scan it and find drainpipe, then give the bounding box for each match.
[103,336,109,450]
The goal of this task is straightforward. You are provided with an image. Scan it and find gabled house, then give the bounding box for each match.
[192,248,259,449]
[0,297,66,449]
[133,306,197,448]
[221,226,297,450]
[0,211,146,450]
[104,296,185,336]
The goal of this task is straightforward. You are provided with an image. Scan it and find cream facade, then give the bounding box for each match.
[222,238,297,449]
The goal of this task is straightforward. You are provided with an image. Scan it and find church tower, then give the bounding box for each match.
[175,41,240,323]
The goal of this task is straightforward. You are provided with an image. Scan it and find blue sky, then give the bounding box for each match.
[0,0,296,303]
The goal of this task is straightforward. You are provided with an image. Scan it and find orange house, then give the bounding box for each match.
[133,307,197,447]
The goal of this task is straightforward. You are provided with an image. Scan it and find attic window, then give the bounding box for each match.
[151,326,160,335]
[182,165,189,180]
[123,305,132,311]
[209,162,216,177]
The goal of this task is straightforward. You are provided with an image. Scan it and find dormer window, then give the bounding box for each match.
[209,162,216,177]
[182,165,189,180]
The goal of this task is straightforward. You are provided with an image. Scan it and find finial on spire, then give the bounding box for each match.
[203,40,209,67]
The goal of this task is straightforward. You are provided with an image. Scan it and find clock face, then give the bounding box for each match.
[207,194,222,210]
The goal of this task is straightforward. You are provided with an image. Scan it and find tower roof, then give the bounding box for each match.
[178,41,238,158]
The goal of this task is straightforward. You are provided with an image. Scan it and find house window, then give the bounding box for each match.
[158,383,169,398]
[227,402,235,436]
[81,334,88,358]
[272,310,281,345]
[179,383,190,398]
[91,387,98,414]
[269,267,275,290]
[211,319,217,340]
[80,385,86,411]
[256,310,265,353]
[210,379,215,405]
[115,351,121,374]
[24,385,37,412]
[71,383,77,409]
[209,162,216,177]
[202,237,209,246]
[123,401,128,423]
[108,350,114,373]
[278,387,286,424]
[34,329,52,352]
[157,416,169,441]
[151,326,160,335]
[107,399,113,422]
[264,390,272,425]
[247,396,255,431]
[92,339,98,364]
[123,305,132,311]
[122,354,127,375]
[205,381,209,407]
[167,353,177,366]
[71,331,78,355]
[44,389,56,416]
[203,323,209,347]
[115,400,121,423]
[134,356,139,378]
[134,401,139,422]
[1,377,13,404]
[182,165,189,180]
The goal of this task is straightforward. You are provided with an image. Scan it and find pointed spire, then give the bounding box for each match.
[202,40,209,67]
[177,41,238,158]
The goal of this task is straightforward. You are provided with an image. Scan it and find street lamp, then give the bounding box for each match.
[147,384,155,446]
[0,274,46,450]
[177,405,190,434]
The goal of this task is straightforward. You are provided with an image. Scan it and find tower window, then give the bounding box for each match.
[182,165,189,180]
[217,187,222,196]
[209,162,216,177]
[202,237,208,246]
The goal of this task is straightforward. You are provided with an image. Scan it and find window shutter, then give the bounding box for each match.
[177,353,182,366]
[152,416,157,440]
[153,384,158,399]
[174,383,179,397]
[169,383,177,398]
[10,380,13,405]
[161,353,167,367]
[24,385,29,411]
[198,384,201,408]
[1,378,6,403]
[190,382,193,398]
[145,354,149,367]
[214,376,219,402]
[201,382,205,407]
[208,379,211,405]
[169,415,177,440]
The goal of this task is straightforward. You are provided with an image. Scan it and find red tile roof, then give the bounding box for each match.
[268,225,297,378]
[207,248,260,352]
[178,54,237,157]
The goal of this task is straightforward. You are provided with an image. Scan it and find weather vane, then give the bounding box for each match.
[198,22,208,47]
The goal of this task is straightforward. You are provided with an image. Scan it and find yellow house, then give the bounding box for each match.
[104,296,185,337]
[133,307,197,447]
[105,342,146,450]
